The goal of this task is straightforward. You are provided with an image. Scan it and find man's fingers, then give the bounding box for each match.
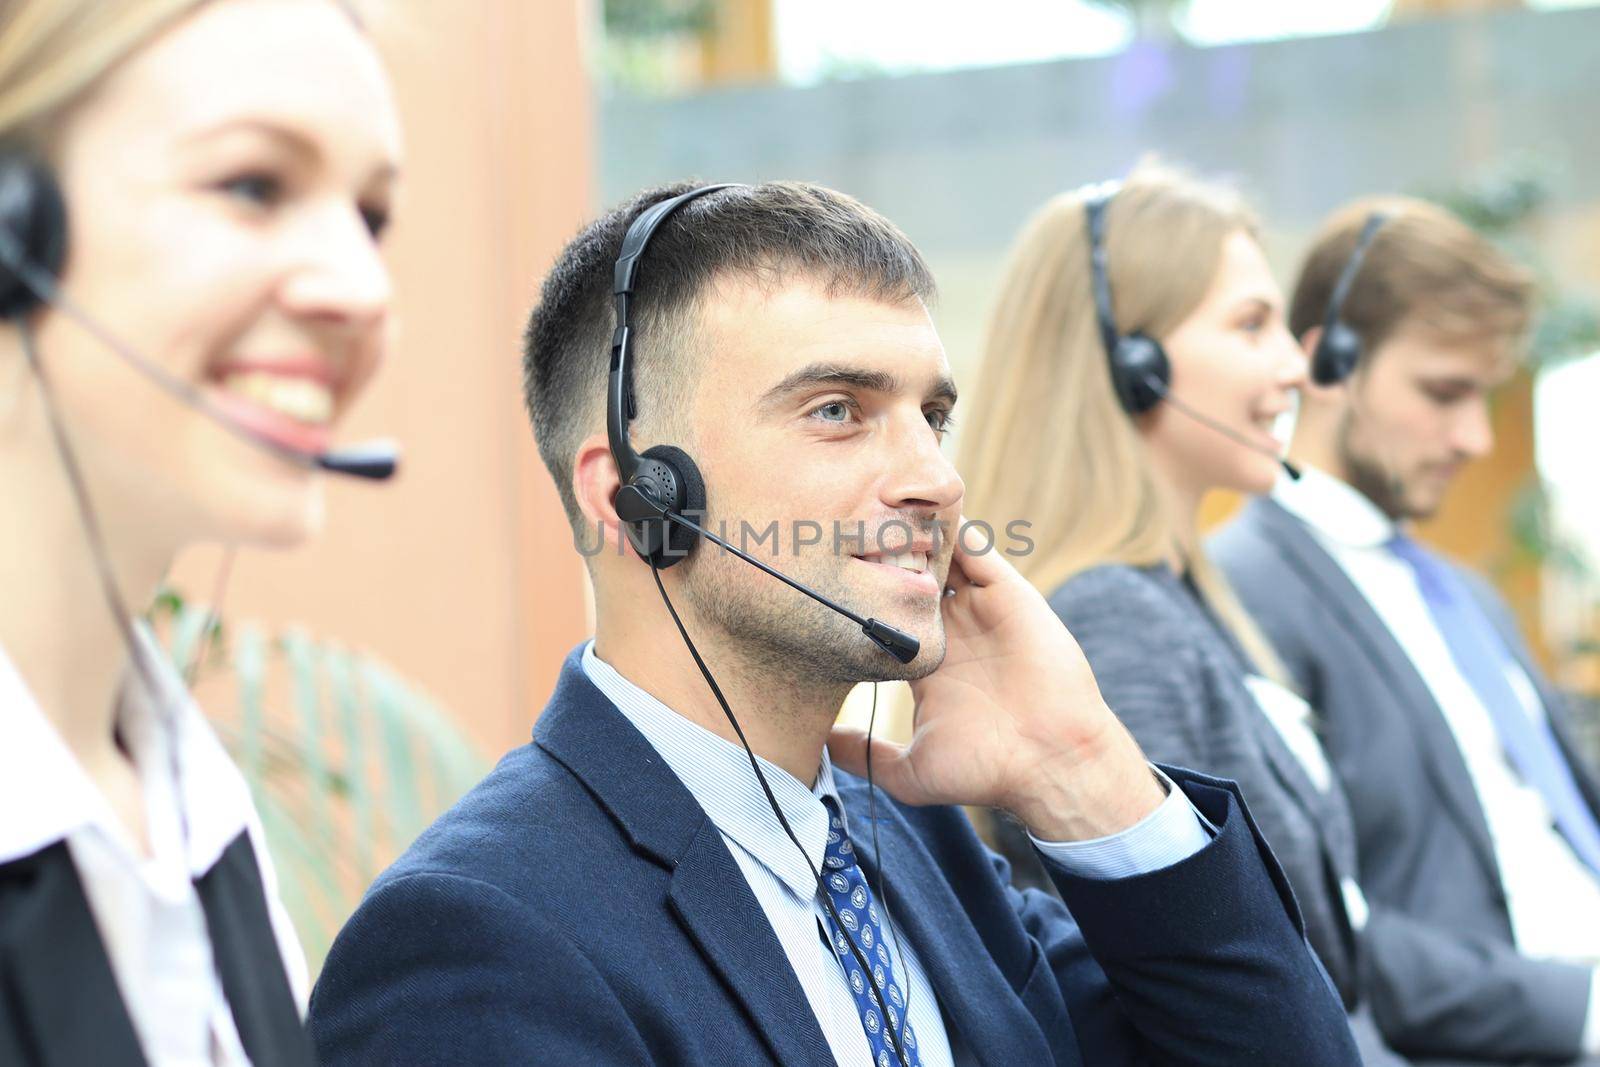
[946,516,1018,589]
[827,727,930,805]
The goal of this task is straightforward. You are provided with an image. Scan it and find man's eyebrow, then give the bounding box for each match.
[758,362,958,409]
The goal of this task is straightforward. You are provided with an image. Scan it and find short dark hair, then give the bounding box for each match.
[522,180,937,527]
[1289,195,1534,359]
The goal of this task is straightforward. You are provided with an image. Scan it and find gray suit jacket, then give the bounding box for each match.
[1214,496,1600,1064]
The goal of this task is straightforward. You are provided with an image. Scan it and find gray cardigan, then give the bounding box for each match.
[1047,563,1410,1067]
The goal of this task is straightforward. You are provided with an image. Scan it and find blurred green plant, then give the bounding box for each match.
[604,0,715,38]
[1422,157,1600,373]
[151,593,488,972]
[601,0,716,93]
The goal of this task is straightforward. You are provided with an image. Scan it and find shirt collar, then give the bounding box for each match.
[0,623,253,876]
[581,640,841,901]
[1272,464,1400,550]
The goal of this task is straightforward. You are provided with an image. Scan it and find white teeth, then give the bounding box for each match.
[856,550,929,573]
[221,371,333,425]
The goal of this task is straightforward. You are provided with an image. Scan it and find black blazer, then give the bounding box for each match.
[310,646,1361,1066]
[0,832,314,1067]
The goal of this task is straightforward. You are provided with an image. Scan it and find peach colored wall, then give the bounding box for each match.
[172,0,593,754]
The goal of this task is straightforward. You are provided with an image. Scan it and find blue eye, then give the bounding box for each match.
[219,172,283,207]
[926,408,955,435]
[812,401,852,423]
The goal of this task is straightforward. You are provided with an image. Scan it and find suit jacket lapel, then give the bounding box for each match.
[1242,701,1361,881]
[1253,499,1502,883]
[836,778,1055,1067]
[665,825,835,1067]
[0,843,145,1067]
[1239,708,1366,997]
[535,660,833,1067]
[193,834,315,1067]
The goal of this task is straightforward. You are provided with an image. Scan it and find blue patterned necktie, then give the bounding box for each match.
[1387,533,1600,875]
[819,796,922,1067]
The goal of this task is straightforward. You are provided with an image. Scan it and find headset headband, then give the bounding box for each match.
[1081,181,1122,363]
[1322,210,1390,341]
[606,183,740,481]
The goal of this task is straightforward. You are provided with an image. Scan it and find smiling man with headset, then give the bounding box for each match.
[308,181,1360,1065]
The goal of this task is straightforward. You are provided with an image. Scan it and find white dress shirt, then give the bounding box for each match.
[581,641,1210,1067]
[0,628,308,1066]
[1275,466,1600,1051]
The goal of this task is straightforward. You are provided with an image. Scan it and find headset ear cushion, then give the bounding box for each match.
[640,444,705,567]
[1312,321,1361,386]
[0,153,67,319]
[1112,333,1170,415]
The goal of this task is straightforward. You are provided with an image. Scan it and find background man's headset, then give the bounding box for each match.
[1083,180,1303,480]
[0,147,399,856]
[606,183,918,1065]
[1310,210,1391,386]
[1305,209,1410,508]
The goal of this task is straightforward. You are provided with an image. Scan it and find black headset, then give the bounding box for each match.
[1310,210,1390,386]
[0,150,68,319]
[606,184,736,568]
[1084,182,1170,416]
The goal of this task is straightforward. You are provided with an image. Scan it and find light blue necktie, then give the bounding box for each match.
[819,796,922,1067]
[1387,533,1600,875]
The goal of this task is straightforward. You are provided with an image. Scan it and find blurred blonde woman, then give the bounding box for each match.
[959,164,1417,1066]
[0,1,400,1063]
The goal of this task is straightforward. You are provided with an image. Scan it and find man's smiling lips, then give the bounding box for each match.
[850,544,941,595]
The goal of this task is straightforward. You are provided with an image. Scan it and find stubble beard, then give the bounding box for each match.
[1337,410,1437,523]
[676,541,947,687]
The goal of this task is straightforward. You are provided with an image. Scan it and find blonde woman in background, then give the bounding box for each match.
[957,164,1426,1065]
[0,1,401,1063]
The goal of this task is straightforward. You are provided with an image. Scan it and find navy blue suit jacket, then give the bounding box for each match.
[310,648,1359,1065]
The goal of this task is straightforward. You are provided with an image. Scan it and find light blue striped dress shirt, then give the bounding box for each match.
[581,641,1209,1067]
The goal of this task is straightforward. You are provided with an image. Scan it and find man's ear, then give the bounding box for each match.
[573,432,644,562]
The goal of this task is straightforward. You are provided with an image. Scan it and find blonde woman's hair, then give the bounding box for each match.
[959,161,1290,684]
[0,0,217,145]
[0,0,373,148]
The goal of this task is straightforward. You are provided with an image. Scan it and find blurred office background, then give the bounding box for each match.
[159,0,1600,968]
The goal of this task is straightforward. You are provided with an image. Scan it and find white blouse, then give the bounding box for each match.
[0,628,307,1066]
